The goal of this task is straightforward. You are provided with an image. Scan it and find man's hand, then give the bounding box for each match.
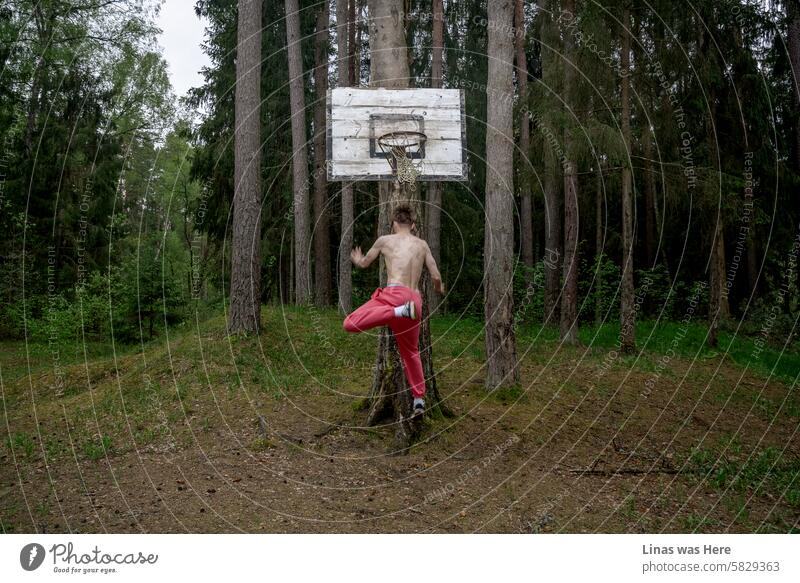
[424,241,444,295]
[350,246,365,268]
[350,239,382,269]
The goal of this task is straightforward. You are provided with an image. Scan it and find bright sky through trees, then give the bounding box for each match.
[157,1,210,99]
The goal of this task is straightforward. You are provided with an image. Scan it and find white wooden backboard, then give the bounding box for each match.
[327,87,467,182]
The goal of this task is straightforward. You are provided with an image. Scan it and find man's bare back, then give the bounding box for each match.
[349,213,443,294]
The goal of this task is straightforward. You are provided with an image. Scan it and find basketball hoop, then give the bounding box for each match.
[377,131,428,192]
[328,88,466,182]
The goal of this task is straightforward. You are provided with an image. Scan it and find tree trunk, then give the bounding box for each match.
[484,0,519,390]
[228,0,262,334]
[651,145,670,273]
[24,56,44,154]
[560,0,579,345]
[619,6,635,354]
[349,0,359,87]
[642,124,657,267]
[338,0,354,314]
[365,0,449,452]
[561,166,579,344]
[515,0,534,276]
[632,9,656,269]
[543,151,561,326]
[431,0,443,86]
[747,230,758,297]
[368,0,408,85]
[708,219,726,348]
[313,1,331,306]
[595,165,603,326]
[717,227,729,317]
[425,0,444,315]
[706,92,729,347]
[286,0,312,305]
[788,0,800,170]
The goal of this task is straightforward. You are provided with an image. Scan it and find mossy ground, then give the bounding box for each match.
[1,306,798,533]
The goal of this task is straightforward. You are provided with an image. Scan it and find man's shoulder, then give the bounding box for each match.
[380,233,427,248]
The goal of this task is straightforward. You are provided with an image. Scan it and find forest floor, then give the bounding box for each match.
[1,306,799,533]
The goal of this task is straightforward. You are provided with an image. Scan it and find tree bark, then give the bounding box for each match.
[337,0,354,314]
[349,0,359,87]
[788,0,800,170]
[425,0,444,315]
[368,0,408,85]
[747,230,758,297]
[620,6,636,354]
[642,124,657,267]
[286,0,312,305]
[716,226,729,318]
[706,95,729,347]
[595,164,603,326]
[515,0,534,276]
[484,0,519,390]
[228,0,262,334]
[708,218,726,348]
[543,151,561,326]
[560,0,579,345]
[365,0,449,451]
[632,9,656,269]
[313,1,331,306]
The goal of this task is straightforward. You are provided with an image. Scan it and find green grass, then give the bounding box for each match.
[682,513,721,531]
[488,384,528,404]
[683,445,800,508]
[511,318,799,383]
[0,515,16,533]
[6,432,35,458]
[1,305,798,533]
[82,435,113,461]
[437,313,799,383]
[0,339,131,381]
[578,320,799,383]
[3,308,798,460]
[622,495,638,519]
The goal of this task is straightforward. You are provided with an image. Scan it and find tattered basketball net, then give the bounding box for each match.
[378,131,427,192]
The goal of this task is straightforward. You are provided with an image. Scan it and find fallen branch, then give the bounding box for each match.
[568,467,684,476]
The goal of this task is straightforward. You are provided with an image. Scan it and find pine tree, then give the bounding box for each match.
[619,4,636,353]
[516,0,534,277]
[229,0,262,333]
[313,0,332,306]
[285,0,312,305]
[484,0,519,389]
[337,0,355,314]
[425,0,444,315]
[560,0,580,345]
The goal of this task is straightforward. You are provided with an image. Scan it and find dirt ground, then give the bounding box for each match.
[2,326,798,535]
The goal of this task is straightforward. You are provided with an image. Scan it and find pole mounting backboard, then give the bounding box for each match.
[326,87,467,182]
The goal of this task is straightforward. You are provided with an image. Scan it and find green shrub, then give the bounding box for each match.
[513,260,545,324]
[580,253,621,324]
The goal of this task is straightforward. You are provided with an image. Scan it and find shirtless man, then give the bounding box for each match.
[343,204,444,417]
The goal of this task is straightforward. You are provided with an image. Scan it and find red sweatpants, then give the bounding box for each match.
[343,285,425,399]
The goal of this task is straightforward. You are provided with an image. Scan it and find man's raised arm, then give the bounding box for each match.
[424,242,444,294]
[350,236,384,269]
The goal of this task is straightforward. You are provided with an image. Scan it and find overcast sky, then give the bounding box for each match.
[156,1,210,100]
